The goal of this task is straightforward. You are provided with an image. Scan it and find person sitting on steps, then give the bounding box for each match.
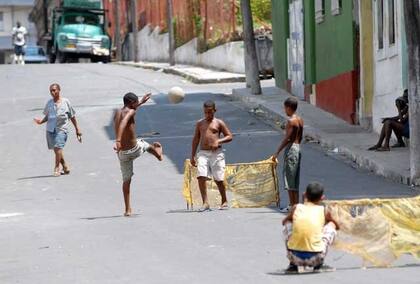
[368,89,409,152]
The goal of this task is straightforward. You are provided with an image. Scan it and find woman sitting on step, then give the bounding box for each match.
[368,90,409,152]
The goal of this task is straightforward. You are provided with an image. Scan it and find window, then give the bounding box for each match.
[331,0,342,16]
[377,0,384,50]
[388,0,395,45]
[0,12,4,31]
[315,0,325,24]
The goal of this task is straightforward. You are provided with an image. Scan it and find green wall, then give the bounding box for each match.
[315,0,356,82]
[304,0,316,84]
[271,0,289,89]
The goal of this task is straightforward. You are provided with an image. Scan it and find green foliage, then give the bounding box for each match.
[235,0,272,28]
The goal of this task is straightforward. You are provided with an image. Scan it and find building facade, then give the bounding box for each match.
[0,0,36,64]
[272,0,409,131]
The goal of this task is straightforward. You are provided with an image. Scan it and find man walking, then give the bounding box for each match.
[11,22,27,65]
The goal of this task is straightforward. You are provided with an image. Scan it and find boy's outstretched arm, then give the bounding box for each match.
[282,205,296,225]
[114,109,136,152]
[191,123,200,166]
[272,120,294,161]
[33,116,48,125]
[325,210,340,230]
[135,93,152,109]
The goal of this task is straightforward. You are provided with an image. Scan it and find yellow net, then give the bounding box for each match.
[326,196,420,267]
[182,158,279,209]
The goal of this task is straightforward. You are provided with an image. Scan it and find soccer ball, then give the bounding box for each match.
[168,86,185,104]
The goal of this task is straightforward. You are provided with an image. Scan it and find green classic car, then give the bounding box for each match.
[50,0,110,63]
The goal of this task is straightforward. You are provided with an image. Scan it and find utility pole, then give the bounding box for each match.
[167,0,175,66]
[240,0,261,95]
[130,0,139,62]
[113,0,122,61]
[403,0,420,186]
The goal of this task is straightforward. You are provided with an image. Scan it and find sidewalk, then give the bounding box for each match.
[116,61,246,84]
[231,86,415,187]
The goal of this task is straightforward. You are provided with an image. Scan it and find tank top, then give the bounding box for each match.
[287,203,325,252]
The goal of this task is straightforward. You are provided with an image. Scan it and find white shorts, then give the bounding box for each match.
[196,149,225,181]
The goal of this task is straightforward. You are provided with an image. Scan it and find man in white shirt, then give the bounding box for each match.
[11,22,27,65]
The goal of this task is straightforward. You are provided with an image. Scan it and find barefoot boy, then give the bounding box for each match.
[191,100,233,211]
[114,92,163,216]
[272,97,303,213]
[282,182,339,273]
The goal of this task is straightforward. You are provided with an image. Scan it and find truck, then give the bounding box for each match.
[30,0,111,63]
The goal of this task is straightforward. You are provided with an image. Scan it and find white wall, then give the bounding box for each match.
[372,0,405,133]
[135,25,245,74]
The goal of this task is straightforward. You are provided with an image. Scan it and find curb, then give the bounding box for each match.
[230,89,415,187]
[114,62,246,84]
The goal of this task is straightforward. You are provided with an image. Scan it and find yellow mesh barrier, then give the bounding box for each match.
[182,159,279,209]
[326,196,420,267]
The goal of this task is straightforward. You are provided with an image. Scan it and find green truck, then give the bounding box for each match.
[46,0,111,63]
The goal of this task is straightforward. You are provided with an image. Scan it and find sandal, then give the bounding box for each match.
[62,166,70,175]
[391,142,405,148]
[53,170,61,177]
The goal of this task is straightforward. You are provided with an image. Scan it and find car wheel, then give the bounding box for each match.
[57,50,67,63]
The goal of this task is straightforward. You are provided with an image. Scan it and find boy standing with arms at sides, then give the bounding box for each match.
[272,97,303,213]
[282,182,339,273]
[191,100,233,211]
[114,92,163,216]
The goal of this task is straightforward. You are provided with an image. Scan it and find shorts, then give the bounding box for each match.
[196,149,225,182]
[14,45,25,56]
[46,130,67,150]
[283,222,337,267]
[118,139,150,182]
[283,143,301,191]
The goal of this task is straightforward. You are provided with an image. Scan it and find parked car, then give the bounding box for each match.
[24,46,48,64]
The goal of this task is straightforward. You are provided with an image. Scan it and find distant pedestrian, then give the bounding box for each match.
[191,100,233,211]
[271,97,303,213]
[113,92,163,216]
[368,90,409,151]
[282,182,339,273]
[11,21,27,65]
[33,83,82,176]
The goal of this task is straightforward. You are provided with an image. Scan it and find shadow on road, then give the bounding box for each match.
[266,262,420,276]
[17,175,56,180]
[81,214,140,220]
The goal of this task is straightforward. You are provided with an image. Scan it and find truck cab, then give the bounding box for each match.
[50,0,110,63]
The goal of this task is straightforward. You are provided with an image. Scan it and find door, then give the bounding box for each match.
[288,0,305,99]
[372,0,404,133]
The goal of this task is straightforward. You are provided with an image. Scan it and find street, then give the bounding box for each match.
[0,63,418,283]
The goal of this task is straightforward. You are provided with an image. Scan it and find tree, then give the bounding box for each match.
[167,0,175,66]
[130,0,139,62]
[403,0,420,186]
[240,0,261,95]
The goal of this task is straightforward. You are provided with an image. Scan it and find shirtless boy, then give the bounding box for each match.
[272,97,304,213]
[191,100,233,211]
[114,92,163,216]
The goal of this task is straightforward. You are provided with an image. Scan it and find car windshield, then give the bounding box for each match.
[64,14,99,25]
[25,47,45,56]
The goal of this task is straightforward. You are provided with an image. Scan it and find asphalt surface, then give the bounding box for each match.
[0,63,418,284]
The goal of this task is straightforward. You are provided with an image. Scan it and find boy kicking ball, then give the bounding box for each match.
[282,182,339,273]
[114,92,163,216]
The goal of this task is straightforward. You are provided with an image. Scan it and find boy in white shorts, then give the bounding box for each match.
[191,100,233,211]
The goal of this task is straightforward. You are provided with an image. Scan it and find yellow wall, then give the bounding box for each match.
[359,0,374,122]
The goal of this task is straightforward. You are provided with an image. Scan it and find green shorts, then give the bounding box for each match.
[283,143,301,191]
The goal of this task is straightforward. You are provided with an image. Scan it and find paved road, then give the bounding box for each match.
[0,64,418,284]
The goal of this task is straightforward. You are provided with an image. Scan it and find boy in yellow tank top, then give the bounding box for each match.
[282,182,340,272]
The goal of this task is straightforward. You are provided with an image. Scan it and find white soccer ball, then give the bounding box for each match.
[168,86,185,104]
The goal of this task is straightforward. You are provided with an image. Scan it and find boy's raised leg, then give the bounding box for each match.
[147,142,163,161]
